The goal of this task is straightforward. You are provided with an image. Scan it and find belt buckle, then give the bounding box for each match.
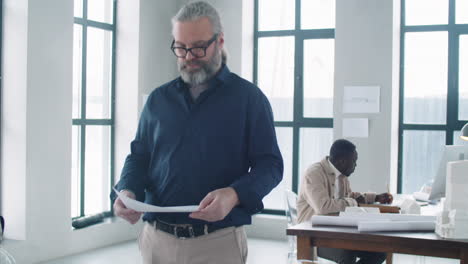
[174,225,193,239]
[173,226,182,238]
[188,226,195,237]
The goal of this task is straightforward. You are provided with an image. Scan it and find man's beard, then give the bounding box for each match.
[178,46,222,86]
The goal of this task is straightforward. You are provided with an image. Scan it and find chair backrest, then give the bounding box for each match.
[0,216,16,264]
[0,216,4,242]
[284,190,298,226]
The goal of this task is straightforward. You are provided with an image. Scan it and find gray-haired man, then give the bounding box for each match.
[112,2,283,264]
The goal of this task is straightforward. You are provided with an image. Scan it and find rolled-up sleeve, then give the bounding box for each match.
[303,170,351,215]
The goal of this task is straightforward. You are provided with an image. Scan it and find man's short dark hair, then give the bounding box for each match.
[329,139,356,161]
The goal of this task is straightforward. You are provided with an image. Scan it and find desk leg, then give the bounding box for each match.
[297,236,312,261]
[461,249,468,264]
[386,252,393,264]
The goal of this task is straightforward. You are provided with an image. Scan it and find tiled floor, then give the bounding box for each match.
[39,238,458,264]
[39,238,290,264]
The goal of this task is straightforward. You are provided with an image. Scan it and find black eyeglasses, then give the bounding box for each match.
[171,34,218,58]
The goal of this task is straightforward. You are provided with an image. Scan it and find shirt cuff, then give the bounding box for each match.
[344,198,358,207]
[231,184,264,215]
[364,192,377,204]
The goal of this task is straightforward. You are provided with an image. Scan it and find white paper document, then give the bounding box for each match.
[342,118,369,138]
[312,213,437,233]
[311,215,390,227]
[343,85,380,113]
[114,188,199,213]
[339,212,436,222]
[358,221,435,232]
[345,207,380,214]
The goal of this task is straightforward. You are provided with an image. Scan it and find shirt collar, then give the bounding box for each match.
[175,64,230,93]
[327,157,342,178]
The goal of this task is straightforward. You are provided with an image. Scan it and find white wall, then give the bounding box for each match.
[114,0,178,187]
[1,0,29,241]
[334,0,400,194]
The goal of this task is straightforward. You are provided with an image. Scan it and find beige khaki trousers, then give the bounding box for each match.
[138,222,248,264]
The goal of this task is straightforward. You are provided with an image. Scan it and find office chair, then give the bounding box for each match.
[0,216,16,264]
[284,190,316,264]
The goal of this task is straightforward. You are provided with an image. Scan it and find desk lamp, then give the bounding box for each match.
[461,123,468,141]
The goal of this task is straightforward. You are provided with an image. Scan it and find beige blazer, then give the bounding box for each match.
[297,157,376,223]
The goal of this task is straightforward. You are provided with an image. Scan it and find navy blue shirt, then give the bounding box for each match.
[115,65,283,228]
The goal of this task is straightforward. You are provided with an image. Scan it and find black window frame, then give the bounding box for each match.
[254,0,335,215]
[398,0,468,193]
[71,0,117,227]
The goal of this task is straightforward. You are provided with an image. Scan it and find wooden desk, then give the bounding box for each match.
[287,222,468,264]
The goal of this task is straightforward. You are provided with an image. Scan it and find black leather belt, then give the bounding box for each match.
[151,220,223,239]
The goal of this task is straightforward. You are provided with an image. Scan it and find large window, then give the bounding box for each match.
[72,0,116,224]
[254,0,335,214]
[399,0,468,194]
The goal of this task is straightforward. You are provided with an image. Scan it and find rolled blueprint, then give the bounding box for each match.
[339,212,436,222]
[311,215,390,227]
[358,221,435,232]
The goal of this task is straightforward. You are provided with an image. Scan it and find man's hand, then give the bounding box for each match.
[189,187,240,222]
[375,193,393,204]
[355,195,366,204]
[113,190,142,224]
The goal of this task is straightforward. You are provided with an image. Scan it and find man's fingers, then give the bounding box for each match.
[190,210,216,222]
[198,193,215,211]
[190,187,239,222]
[113,197,142,224]
[114,198,133,214]
[387,193,393,203]
[127,212,142,224]
[378,193,393,204]
[189,211,206,220]
[191,197,216,220]
[121,210,142,224]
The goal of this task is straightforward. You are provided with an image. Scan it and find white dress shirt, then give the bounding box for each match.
[328,158,344,199]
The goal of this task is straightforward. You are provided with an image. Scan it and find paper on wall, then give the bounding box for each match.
[114,188,199,213]
[343,86,380,113]
[342,118,369,138]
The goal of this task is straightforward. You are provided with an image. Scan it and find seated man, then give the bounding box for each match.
[297,139,392,264]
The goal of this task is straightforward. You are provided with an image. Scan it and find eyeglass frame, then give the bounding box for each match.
[170,33,219,58]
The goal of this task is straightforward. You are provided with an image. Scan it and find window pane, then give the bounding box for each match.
[73,25,83,119]
[301,0,335,29]
[298,128,333,189]
[86,28,112,119]
[88,0,113,24]
[258,37,295,121]
[401,130,445,194]
[84,126,111,215]
[459,35,468,120]
[263,127,292,210]
[405,0,448,25]
[258,0,295,31]
[303,39,334,118]
[456,0,468,24]
[454,131,468,146]
[404,32,448,124]
[71,126,81,218]
[74,0,83,18]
